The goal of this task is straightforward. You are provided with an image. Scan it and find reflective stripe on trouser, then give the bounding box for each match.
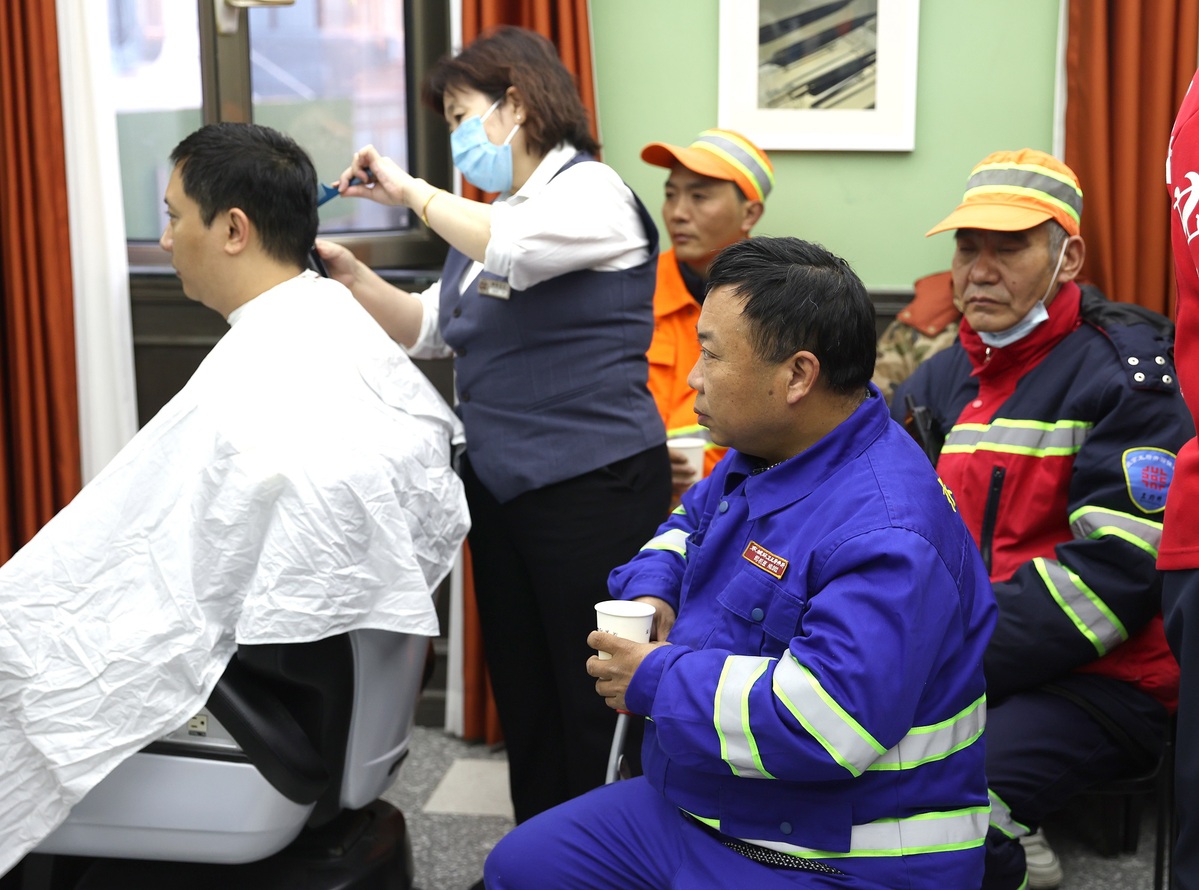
[941,419,1090,457]
[717,655,987,777]
[688,806,990,859]
[1034,557,1129,655]
[1070,504,1163,557]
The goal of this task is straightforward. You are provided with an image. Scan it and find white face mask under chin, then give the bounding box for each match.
[976,240,1069,349]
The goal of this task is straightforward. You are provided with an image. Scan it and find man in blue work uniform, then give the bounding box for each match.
[482,236,998,889]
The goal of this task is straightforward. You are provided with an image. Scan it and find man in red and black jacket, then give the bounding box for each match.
[894,149,1194,890]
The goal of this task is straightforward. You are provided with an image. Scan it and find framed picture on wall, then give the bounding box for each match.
[718,0,921,151]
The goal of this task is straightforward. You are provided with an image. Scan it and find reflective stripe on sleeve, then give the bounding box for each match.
[722,657,984,778]
[988,789,1031,839]
[772,655,886,776]
[867,695,986,771]
[689,806,990,859]
[941,419,1091,457]
[714,656,776,778]
[641,527,689,557]
[1070,505,1163,557]
[1035,557,1129,655]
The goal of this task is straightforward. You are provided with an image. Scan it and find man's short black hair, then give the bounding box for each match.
[170,123,318,268]
[706,237,876,394]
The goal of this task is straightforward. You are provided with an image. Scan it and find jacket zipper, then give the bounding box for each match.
[979,466,1006,575]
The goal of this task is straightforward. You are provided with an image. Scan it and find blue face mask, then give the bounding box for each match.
[451,98,521,193]
[977,240,1069,349]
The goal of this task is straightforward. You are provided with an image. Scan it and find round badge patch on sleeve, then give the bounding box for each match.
[1122,447,1176,513]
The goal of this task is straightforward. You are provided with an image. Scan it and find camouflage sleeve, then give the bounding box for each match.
[872,321,960,406]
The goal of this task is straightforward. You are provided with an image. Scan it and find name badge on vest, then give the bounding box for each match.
[742,541,788,580]
[478,275,512,300]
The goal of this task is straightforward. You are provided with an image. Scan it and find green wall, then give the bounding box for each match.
[591,0,1061,289]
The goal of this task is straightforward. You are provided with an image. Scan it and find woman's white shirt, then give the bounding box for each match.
[408,143,651,359]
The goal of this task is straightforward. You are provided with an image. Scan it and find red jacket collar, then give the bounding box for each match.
[959,280,1083,377]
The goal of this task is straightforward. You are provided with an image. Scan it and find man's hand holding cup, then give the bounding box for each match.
[589,600,669,712]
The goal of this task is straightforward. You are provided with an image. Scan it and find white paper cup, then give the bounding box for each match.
[669,436,706,482]
[594,600,655,660]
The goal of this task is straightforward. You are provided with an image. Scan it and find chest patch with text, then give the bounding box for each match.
[743,541,788,580]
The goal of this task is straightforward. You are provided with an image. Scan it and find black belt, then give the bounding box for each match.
[684,813,846,875]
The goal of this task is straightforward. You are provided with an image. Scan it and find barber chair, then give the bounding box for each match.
[24,628,426,890]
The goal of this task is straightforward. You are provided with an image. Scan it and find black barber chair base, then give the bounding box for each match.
[65,799,413,890]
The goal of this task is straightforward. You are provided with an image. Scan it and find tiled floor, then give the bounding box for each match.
[386,726,1171,890]
[382,728,512,890]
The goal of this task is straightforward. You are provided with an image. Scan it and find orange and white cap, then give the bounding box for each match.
[641,129,775,202]
[926,148,1083,237]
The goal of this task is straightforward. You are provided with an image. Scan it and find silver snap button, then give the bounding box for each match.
[1156,356,1166,365]
[1127,356,1140,366]
[1134,372,1146,382]
[1164,374,1174,384]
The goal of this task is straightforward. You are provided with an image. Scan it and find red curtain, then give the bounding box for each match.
[460,542,503,744]
[455,0,595,744]
[0,2,81,562]
[1064,0,1199,319]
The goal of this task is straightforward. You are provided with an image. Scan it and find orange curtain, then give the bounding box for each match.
[0,2,81,562]
[1064,0,1199,318]
[455,0,595,744]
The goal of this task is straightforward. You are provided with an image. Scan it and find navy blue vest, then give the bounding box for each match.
[439,153,664,503]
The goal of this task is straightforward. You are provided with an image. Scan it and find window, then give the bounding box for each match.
[110,0,203,245]
[111,0,450,270]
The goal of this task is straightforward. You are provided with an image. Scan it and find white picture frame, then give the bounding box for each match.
[718,0,921,152]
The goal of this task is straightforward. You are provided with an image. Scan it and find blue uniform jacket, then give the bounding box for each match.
[611,387,997,883]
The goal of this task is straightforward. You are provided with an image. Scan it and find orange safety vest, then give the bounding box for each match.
[645,249,726,476]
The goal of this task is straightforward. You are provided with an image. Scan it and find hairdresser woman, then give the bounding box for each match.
[317,26,670,824]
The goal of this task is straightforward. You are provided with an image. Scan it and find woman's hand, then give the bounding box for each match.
[314,238,423,347]
[314,238,360,289]
[337,144,415,208]
[336,144,493,265]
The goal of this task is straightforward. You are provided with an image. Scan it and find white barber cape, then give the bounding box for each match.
[0,271,469,875]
